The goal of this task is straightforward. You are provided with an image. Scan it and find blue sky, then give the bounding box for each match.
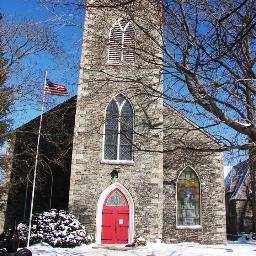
[0,0,84,160]
[0,1,246,167]
[0,0,84,126]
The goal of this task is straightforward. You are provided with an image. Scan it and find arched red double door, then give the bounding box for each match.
[101,188,129,244]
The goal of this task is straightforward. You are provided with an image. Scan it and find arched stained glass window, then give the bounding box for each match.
[104,94,134,161]
[104,100,119,160]
[177,168,200,226]
[120,101,133,160]
[108,19,135,64]
[106,191,126,206]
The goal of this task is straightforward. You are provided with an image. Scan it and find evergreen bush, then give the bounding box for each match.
[17,209,93,248]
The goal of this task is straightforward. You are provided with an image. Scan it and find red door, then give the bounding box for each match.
[101,189,129,244]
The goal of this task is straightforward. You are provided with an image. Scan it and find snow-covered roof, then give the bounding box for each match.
[224,166,232,179]
[224,160,250,200]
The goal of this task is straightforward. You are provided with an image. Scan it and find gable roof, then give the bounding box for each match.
[14,96,77,132]
[225,160,250,200]
[163,103,221,145]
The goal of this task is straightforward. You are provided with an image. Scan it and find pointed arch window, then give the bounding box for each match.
[108,19,135,64]
[177,167,200,226]
[104,94,134,161]
[106,190,127,206]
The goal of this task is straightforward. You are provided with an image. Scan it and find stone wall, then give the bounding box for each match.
[1,98,76,231]
[69,0,227,244]
[69,2,164,242]
[162,107,226,244]
[236,200,253,233]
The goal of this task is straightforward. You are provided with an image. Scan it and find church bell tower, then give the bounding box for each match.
[69,0,164,244]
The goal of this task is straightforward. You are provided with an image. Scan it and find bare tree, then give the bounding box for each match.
[38,0,256,232]
[0,14,64,141]
[0,12,75,229]
[151,0,256,232]
[0,14,12,147]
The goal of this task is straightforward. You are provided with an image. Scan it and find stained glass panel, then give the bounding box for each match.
[104,96,133,161]
[120,132,131,144]
[105,118,118,130]
[177,168,200,226]
[119,101,133,160]
[119,145,132,160]
[115,94,126,107]
[104,145,117,160]
[105,130,118,144]
[106,191,126,206]
[104,100,118,160]
[122,101,133,115]
[106,100,119,115]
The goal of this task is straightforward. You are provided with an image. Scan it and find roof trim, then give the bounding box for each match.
[13,96,77,132]
[163,102,221,145]
[231,160,250,200]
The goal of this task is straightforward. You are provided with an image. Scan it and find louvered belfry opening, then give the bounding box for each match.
[108,19,135,64]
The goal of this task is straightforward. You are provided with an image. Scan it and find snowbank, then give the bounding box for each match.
[29,241,256,256]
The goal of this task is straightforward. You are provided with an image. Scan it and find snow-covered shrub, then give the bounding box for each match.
[134,236,146,246]
[238,233,256,244]
[18,209,93,248]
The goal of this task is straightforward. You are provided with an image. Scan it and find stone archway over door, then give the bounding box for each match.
[96,182,134,244]
[102,189,129,244]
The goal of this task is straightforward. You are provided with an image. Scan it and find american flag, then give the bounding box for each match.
[44,79,68,96]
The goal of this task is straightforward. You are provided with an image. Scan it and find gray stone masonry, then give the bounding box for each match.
[163,107,226,244]
[0,1,226,243]
[69,2,164,242]
[69,0,226,244]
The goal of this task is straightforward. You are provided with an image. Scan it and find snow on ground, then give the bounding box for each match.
[30,241,256,256]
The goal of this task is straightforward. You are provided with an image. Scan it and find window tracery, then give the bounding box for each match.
[106,191,126,206]
[104,94,133,161]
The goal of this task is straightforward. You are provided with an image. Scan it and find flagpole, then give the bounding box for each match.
[27,70,48,248]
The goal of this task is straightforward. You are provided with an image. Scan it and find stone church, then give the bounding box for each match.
[1,0,226,245]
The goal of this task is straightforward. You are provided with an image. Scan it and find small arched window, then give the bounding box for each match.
[104,94,134,161]
[177,167,200,226]
[108,19,135,64]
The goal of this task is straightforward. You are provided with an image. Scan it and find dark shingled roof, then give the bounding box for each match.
[225,160,250,200]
